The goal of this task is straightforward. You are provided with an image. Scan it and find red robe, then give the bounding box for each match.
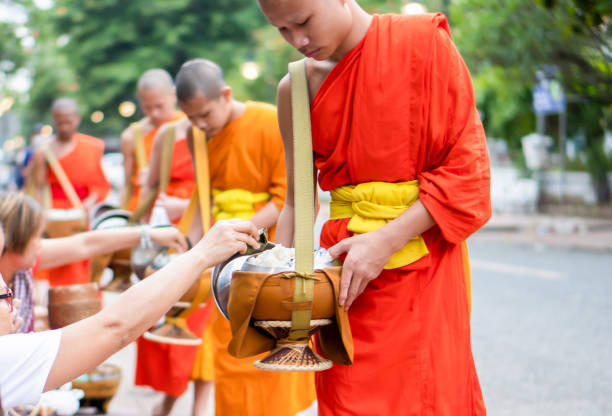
[46,133,110,287]
[312,14,490,415]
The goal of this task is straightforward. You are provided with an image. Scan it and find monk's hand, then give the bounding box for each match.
[196,219,259,266]
[156,193,189,222]
[329,230,395,311]
[150,226,188,253]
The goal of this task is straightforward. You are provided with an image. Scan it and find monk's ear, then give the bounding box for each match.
[220,86,232,103]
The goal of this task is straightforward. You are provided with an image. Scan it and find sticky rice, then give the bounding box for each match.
[247,245,295,268]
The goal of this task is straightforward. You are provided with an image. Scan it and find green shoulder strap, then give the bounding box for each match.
[288,59,315,341]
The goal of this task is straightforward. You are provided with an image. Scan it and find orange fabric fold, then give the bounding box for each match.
[45,133,110,287]
[204,101,313,415]
[311,13,490,415]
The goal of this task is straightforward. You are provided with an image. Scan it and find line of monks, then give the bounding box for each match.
[23,1,492,415]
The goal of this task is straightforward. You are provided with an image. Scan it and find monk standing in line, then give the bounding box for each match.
[32,98,111,287]
[175,58,315,416]
[136,116,210,416]
[120,69,184,212]
[258,1,491,415]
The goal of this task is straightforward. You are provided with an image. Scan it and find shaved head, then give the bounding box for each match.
[175,59,225,102]
[137,68,174,93]
[51,97,79,114]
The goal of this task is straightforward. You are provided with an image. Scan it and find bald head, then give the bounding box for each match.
[51,97,79,115]
[175,59,225,102]
[137,69,174,93]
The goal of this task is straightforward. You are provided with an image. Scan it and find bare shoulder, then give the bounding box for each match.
[175,117,191,140]
[305,59,335,104]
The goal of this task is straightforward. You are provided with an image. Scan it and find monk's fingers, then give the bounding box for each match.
[328,238,350,259]
[344,273,364,311]
[338,264,353,307]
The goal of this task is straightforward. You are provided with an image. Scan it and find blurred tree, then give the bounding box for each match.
[452,0,611,202]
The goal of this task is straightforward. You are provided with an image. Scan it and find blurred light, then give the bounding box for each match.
[34,0,54,10]
[56,34,70,47]
[402,2,427,14]
[41,125,53,136]
[0,97,15,114]
[14,26,29,38]
[118,101,136,118]
[20,36,35,49]
[55,6,68,16]
[241,61,261,80]
[91,111,104,123]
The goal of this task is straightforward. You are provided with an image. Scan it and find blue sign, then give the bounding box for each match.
[533,79,566,115]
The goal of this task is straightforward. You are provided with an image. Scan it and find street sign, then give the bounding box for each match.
[533,79,566,115]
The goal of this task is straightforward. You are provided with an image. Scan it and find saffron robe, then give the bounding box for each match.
[311,14,490,415]
[127,113,184,211]
[46,133,110,287]
[203,101,314,415]
[134,131,206,397]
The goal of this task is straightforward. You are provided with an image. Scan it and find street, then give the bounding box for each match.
[469,235,612,415]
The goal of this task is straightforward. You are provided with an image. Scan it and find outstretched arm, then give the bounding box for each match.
[44,219,258,391]
[38,226,188,270]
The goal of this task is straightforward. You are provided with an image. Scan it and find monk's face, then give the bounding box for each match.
[52,109,80,141]
[138,88,177,127]
[178,90,232,139]
[258,0,353,61]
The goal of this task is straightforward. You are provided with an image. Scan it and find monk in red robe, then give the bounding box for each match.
[259,1,491,415]
[120,69,184,212]
[32,98,111,287]
[135,116,210,416]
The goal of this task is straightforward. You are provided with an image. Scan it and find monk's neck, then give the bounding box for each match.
[52,134,77,156]
[227,100,246,124]
[329,4,372,62]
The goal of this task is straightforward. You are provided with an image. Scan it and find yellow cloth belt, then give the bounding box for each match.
[330,180,429,269]
[212,188,270,221]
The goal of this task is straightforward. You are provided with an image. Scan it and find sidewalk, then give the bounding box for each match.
[474,213,612,252]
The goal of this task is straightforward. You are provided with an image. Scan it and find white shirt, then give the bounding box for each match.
[0,329,62,409]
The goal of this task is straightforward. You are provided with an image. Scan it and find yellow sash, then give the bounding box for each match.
[330,180,429,269]
[212,188,270,221]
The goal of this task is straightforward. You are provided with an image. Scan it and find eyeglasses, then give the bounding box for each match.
[0,287,13,313]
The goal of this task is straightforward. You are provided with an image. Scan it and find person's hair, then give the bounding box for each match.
[137,68,174,93]
[175,58,225,102]
[51,97,79,114]
[0,192,44,254]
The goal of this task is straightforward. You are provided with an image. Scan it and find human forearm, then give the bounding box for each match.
[249,201,280,231]
[375,200,435,253]
[274,204,294,246]
[44,219,258,391]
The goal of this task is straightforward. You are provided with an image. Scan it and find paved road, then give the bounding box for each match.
[468,235,612,415]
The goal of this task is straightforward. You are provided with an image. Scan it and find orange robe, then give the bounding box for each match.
[127,113,184,211]
[311,14,490,415]
[134,132,206,397]
[205,101,314,415]
[46,133,110,287]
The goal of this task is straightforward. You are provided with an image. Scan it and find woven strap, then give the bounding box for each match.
[158,123,176,195]
[129,123,177,223]
[133,122,147,170]
[191,127,211,233]
[42,146,86,214]
[121,122,144,209]
[288,59,315,341]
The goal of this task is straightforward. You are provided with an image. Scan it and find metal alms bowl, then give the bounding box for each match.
[211,246,338,320]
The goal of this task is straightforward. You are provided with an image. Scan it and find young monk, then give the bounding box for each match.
[175,58,315,416]
[120,69,184,211]
[135,116,207,416]
[31,98,111,287]
[258,1,491,415]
